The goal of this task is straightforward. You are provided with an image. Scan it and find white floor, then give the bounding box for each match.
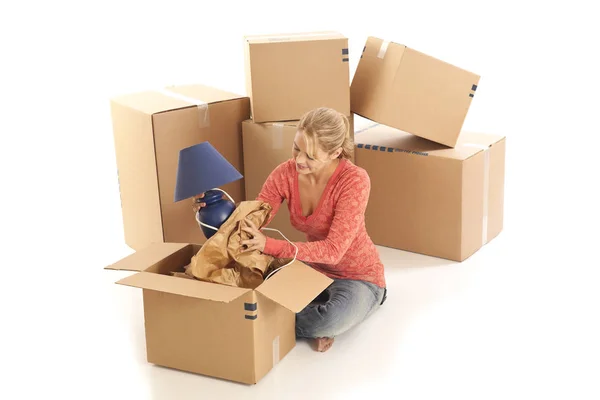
[3,1,600,398]
[14,222,597,400]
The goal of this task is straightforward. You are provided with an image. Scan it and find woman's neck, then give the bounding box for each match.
[306,158,341,185]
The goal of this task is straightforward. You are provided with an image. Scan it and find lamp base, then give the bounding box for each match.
[197,190,236,239]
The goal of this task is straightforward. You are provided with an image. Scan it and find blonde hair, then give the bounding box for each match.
[298,107,354,160]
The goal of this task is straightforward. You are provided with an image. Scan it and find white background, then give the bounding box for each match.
[1,0,599,399]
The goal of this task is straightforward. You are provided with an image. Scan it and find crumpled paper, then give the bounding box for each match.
[172,200,291,289]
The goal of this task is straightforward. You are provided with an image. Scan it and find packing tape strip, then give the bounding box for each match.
[377,40,391,59]
[156,88,210,128]
[463,143,490,245]
[272,123,284,149]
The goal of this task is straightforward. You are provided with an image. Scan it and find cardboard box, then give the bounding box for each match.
[241,116,355,242]
[105,242,332,384]
[110,84,250,251]
[354,124,505,261]
[351,36,480,147]
[244,31,350,123]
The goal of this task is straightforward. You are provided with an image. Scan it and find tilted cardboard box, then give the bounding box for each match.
[351,36,480,147]
[355,124,506,261]
[105,242,332,384]
[244,31,350,123]
[110,84,250,251]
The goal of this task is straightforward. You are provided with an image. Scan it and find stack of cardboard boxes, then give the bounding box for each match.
[351,37,506,262]
[105,32,505,384]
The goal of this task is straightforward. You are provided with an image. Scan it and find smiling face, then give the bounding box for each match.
[292,129,341,175]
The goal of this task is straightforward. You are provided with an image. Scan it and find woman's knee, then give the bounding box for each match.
[295,280,380,338]
[296,301,344,338]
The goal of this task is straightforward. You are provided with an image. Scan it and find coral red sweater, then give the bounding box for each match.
[257,158,386,288]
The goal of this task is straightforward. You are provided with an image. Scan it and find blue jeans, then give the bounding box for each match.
[295,279,387,339]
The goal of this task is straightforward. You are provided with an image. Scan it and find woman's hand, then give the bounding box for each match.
[240,219,267,253]
[192,192,229,213]
[192,193,206,213]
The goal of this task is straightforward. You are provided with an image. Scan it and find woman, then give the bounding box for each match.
[195,107,386,352]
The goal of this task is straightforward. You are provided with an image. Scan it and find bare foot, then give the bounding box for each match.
[315,337,335,352]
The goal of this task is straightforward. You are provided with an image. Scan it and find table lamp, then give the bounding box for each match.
[174,142,243,239]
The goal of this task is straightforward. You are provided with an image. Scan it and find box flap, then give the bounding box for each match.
[255,261,333,313]
[110,84,245,115]
[355,124,503,160]
[245,31,344,44]
[117,272,251,303]
[104,242,190,272]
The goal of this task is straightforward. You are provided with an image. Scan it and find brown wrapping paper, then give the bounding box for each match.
[173,200,291,289]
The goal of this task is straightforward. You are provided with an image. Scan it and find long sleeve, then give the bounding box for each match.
[256,161,290,227]
[263,168,370,271]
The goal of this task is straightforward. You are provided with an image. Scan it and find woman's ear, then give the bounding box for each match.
[330,148,343,160]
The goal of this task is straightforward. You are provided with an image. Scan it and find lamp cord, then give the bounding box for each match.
[194,188,298,280]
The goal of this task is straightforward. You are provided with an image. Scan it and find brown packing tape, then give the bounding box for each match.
[272,123,284,149]
[156,88,210,128]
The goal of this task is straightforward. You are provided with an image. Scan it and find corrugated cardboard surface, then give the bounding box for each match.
[355,124,505,261]
[106,242,333,384]
[143,288,258,384]
[110,84,250,251]
[253,291,295,383]
[351,36,480,147]
[244,32,350,122]
[110,101,163,249]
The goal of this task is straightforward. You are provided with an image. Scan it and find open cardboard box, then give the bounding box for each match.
[105,242,333,384]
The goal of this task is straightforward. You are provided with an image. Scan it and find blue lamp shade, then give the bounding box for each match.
[174,142,243,202]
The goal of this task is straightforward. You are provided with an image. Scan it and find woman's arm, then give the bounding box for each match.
[255,161,290,227]
[263,168,370,270]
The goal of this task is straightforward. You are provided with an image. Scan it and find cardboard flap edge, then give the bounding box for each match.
[104,242,191,272]
[116,271,252,303]
[246,31,345,44]
[256,261,333,313]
